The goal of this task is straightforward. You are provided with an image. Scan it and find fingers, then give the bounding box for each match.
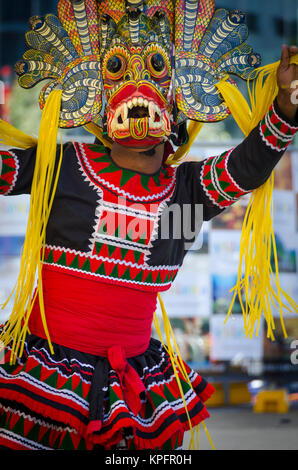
[280,44,298,70]
[280,44,290,69]
[289,45,298,56]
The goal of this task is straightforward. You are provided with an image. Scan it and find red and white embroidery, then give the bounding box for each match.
[200,149,249,208]
[259,103,298,152]
[0,151,19,195]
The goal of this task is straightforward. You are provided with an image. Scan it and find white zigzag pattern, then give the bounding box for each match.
[0,429,51,450]
[0,404,77,434]
[44,244,180,271]
[42,261,173,287]
[0,368,89,410]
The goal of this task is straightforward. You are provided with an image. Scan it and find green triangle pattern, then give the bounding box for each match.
[120,170,136,187]
[1,162,14,175]
[46,250,54,264]
[121,267,132,281]
[81,259,92,273]
[29,364,42,381]
[133,250,143,263]
[60,431,75,450]
[96,263,106,275]
[70,255,80,270]
[110,265,119,278]
[120,248,129,260]
[97,161,120,175]
[86,144,107,154]
[0,177,9,187]
[206,181,216,192]
[140,175,150,192]
[57,252,67,267]
[44,370,59,388]
[107,244,117,257]
[145,272,154,284]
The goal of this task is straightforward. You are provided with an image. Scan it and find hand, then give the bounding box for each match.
[276,44,298,120]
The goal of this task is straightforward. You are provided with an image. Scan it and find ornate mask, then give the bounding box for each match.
[101,9,173,146]
[15,0,261,147]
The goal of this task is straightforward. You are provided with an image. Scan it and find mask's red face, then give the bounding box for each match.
[102,42,173,148]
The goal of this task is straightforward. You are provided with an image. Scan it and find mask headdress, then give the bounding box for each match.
[14,0,261,142]
[15,0,103,128]
[174,1,261,124]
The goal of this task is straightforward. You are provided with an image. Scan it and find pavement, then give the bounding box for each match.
[183,405,298,450]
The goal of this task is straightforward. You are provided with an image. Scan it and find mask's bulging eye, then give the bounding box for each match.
[106,55,126,80]
[151,53,165,72]
[147,52,167,79]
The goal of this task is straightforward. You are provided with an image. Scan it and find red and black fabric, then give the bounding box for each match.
[0,99,297,450]
[1,100,296,292]
[0,335,213,450]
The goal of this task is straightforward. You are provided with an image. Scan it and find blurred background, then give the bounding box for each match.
[0,0,298,450]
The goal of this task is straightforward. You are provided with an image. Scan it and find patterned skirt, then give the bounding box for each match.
[0,335,214,450]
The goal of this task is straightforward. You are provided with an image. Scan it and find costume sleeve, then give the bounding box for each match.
[177,99,298,221]
[0,146,37,196]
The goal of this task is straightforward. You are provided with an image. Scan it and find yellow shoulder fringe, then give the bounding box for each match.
[0,90,63,363]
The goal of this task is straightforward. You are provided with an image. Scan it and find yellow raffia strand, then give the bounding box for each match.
[0,119,38,149]
[154,294,215,450]
[166,121,204,165]
[0,90,63,364]
[84,122,113,149]
[215,54,298,339]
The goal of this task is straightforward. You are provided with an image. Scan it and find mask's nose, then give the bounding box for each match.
[124,55,150,82]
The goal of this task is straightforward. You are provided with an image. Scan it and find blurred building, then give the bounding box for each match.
[0,0,57,67]
[217,0,298,64]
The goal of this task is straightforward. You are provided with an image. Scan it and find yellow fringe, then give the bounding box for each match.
[84,122,113,149]
[215,54,298,339]
[166,121,204,165]
[0,90,63,364]
[154,294,215,450]
[0,119,38,149]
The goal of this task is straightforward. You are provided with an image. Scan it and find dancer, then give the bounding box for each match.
[0,0,297,450]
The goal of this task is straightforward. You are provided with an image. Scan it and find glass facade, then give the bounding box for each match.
[0,0,57,66]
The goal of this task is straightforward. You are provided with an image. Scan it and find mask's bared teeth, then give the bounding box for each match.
[121,102,128,122]
[149,102,155,120]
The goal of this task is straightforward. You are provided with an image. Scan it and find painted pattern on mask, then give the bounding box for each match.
[15,0,261,144]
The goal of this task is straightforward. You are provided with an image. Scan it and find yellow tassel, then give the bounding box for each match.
[0,90,63,364]
[154,293,215,450]
[0,119,38,149]
[215,54,298,339]
[166,121,204,165]
[84,122,113,149]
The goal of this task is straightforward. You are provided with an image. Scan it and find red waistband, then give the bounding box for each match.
[29,265,157,358]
